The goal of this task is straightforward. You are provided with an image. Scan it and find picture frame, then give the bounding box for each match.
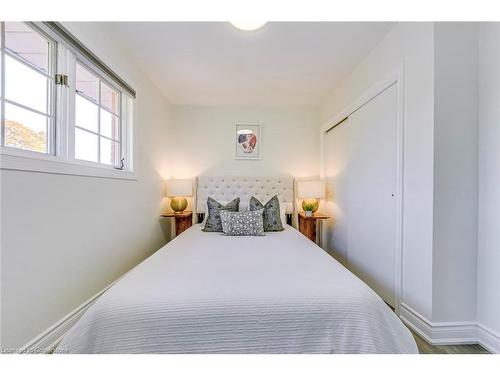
[235,123,261,160]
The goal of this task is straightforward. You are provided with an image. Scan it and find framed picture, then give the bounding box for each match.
[235,123,261,160]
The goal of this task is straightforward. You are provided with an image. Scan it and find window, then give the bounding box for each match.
[75,62,122,167]
[0,22,136,179]
[1,22,55,154]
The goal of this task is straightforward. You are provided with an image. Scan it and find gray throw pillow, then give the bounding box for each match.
[220,209,265,236]
[249,195,284,232]
[202,197,240,232]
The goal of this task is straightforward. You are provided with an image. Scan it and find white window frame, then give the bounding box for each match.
[71,58,125,168]
[0,22,136,180]
[1,22,57,156]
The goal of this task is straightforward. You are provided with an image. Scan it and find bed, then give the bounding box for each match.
[57,176,417,354]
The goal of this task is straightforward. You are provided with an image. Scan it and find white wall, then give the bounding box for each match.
[0,23,172,348]
[432,23,478,322]
[477,23,500,344]
[169,106,319,180]
[319,23,436,319]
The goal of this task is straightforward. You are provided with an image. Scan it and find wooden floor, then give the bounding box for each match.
[409,327,489,354]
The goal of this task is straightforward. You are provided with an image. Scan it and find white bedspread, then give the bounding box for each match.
[57,225,417,353]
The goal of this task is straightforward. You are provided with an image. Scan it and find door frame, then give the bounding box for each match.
[319,63,405,316]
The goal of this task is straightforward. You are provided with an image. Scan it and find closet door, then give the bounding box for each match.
[324,84,398,306]
[324,116,353,267]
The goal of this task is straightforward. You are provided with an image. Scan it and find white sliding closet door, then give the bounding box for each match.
[324,117,353,267]
[324,84,398,307]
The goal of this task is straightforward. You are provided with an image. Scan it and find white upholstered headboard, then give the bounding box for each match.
[196,176,294,215]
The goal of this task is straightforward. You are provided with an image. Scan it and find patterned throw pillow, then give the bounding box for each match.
[220,209,265,236]
[202,197,240,232]
[249,195,284,232]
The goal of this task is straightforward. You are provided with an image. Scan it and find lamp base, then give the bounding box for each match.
[302,198,319,213]
[170,197,188,213]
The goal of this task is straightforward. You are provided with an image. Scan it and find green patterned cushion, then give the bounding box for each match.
[249,195,284,232]
[202,197,240,232]
[220,209,265,236]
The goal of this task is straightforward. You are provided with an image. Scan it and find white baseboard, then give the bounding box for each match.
[19,297,98,353]
[399,304,477,345]
[477,323,500,354]
[400,303,500,353]
[19,277,122,353]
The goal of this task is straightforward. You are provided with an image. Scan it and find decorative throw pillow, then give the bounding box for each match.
[201,199,230,225]
[241,195,287,224]
[202,197,240,232]
[249,195,284,232]
[220,209,265,236]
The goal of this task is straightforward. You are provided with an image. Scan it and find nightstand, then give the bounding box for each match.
[160,212,193,236]
[298,212,330,244]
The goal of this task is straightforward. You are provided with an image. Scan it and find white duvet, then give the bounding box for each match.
[57,225,417,354]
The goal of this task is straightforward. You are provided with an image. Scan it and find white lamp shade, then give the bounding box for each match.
[167,179,192,197]
[297,180,326,199]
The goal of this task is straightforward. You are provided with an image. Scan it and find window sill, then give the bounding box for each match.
[0,148,137,181]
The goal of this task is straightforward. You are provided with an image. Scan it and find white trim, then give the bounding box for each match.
[0,148,137,180]
[19,283,113,353]
[18,258,142,353]
[123,94,135,172]
[19,295,100,353]
[399,303,477,345]
[394,64,405,316]
[319,67,403,135]
[319,64,405,315]
[477,324,500,354]
[399,303,499,353]
[3,98,54,119]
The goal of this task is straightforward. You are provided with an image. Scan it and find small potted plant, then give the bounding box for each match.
[302,201,316,217]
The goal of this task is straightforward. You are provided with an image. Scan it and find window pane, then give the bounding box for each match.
[5,54,48,114]
[100,137,119,166]
[101,82,119,115]
[75,95,98,132]
[75,128,98,162]
[100,109,119,140]
[76,63,99,102]
[4,103,47,153]
[4,22,49,73]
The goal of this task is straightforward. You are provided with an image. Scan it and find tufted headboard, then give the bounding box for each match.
[195,175,295,223]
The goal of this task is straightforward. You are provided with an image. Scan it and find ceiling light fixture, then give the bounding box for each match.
[230,21,267,31]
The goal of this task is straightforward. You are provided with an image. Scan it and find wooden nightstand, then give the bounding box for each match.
[160,212,193,236]
[298,212,330,243]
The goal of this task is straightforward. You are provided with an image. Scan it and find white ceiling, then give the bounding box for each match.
[108,22,396,107]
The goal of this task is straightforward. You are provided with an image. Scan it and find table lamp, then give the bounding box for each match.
[167,179,192,214]
[297,180,326,216]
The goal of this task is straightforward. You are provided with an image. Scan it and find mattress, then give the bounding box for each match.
[57,224,418,353]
